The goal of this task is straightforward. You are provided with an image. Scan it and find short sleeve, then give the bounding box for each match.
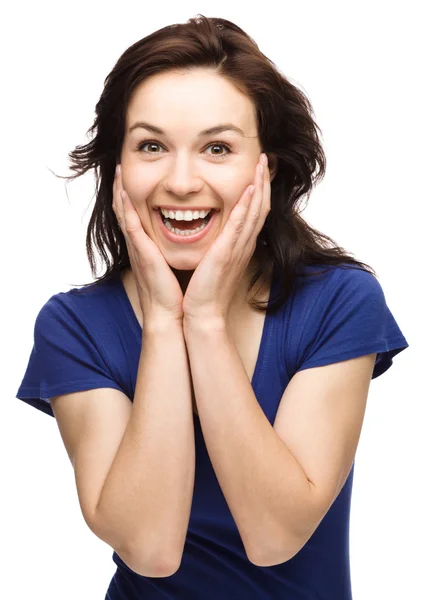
[15,294,125,417]
[296,268,409,379]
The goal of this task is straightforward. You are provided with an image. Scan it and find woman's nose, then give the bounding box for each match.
[163,163,204,197]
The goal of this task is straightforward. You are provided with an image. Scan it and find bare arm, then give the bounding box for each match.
[94,322,195,577]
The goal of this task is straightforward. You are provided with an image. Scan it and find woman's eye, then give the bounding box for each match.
[136,141,232,160]
[137,141,161,154]
[204,143,232,158]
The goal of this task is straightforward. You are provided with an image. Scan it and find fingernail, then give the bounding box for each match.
[261,153,268,166]
[116,164,121,177]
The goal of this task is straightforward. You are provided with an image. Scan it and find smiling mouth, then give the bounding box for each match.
[159,209,213,230]
[154,206,218,212]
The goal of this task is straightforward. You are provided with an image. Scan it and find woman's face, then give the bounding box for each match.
[120,68,264,272]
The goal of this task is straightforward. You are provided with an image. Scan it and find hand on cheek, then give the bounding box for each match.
[182,153,270,326]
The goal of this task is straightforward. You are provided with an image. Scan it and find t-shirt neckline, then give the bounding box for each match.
[113,268,276,408]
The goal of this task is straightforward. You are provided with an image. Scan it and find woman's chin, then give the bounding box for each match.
[166,257,202,271]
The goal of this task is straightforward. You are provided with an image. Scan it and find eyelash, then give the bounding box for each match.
[135,140,233,160]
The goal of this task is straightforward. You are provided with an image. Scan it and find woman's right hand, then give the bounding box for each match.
[112,164,184,328]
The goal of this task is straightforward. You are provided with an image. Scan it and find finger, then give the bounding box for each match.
[263,160,271,213]
[218,156,262,253]
[258,159,271,228]
[121,189,142,233]
[249,157,271,242]
[229,183,255,234]
[113,166,145,240]
[113,167,137,255]
[245,159,264,228]
[112,166,117,213]
[115,165,134,223]
[116,166,133,235]
[120,189,157,259]
[112,164,123,228]
[234,159,263,249]
[210,182,253,259]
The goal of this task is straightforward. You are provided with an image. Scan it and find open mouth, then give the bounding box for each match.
[159,209,213,233]
[155,207,218,243]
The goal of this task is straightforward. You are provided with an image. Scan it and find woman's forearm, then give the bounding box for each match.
[95,322,195,576]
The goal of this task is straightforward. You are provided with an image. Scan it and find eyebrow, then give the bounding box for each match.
[128,121,245,137]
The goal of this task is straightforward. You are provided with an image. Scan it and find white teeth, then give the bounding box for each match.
[164,220,209,236]
[160,208,211,221]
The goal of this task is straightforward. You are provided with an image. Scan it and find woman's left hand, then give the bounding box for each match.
[182,153,270,328]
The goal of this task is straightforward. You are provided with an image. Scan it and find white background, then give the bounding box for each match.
[2,1,433,598]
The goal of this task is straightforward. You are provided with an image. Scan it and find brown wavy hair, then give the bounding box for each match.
[56,14,376,314]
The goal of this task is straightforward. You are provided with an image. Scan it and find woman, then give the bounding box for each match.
[16,15,409,599]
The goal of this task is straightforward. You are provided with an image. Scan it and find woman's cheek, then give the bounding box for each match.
[225,167,256,200]
[123,180,153,209]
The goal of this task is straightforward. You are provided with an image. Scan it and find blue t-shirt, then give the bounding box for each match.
[16,264,409,599]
